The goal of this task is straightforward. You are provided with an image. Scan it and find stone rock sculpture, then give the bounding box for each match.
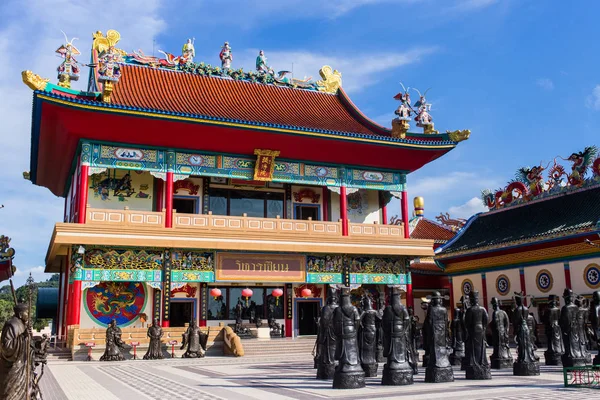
[381,287,414,386]
[424,292,454,383]
[489,297,513,369]
[512,293,540,376]
[464,291,491,380]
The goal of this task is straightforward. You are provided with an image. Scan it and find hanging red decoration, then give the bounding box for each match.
[210,288,222,300]
[272,288,284,305]
[242,288,253,306]
[301,288,312,298]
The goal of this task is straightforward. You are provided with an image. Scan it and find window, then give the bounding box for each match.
[207,290,228,320]
[295,205,319,220]
[230,288,264,320]
[208,188,284,218]
[209,188,228,215]
[173,197,197,214]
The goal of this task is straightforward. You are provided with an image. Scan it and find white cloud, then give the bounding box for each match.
[586,85,600,110]
[536,78,554,91]
[0,0,166,287]
[235,47,437,93]
[409,171,501,198]
[448,197,487,219]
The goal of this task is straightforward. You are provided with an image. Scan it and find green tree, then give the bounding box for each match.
[0,299,13,329]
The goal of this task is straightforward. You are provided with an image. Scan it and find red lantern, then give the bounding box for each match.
[301,288,312,298]
[242,288,253,306]
[210,288,221,300]
[272,288,284,305]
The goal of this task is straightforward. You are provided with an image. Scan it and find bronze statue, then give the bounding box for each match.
[591,291,600,365]
[464,290,491,379]
[513,293,540,376]
[358,293,380,377]
[574,296,592,364]
[408,306,419,374]
[376,295,386,363]
[100,319,126,361]
[424,292,454,383]
[560,288,586,366]
[459,295,471,371]
[526,312,539,351]
[143,318,164,360]
[381,286,413,386]
[316,286,339,380]
[449,307,465,366]
[332,287,365,389]
[544,294,564,365]
[181,318,208,358]
[1,303,34,400]
[489,297,513,369]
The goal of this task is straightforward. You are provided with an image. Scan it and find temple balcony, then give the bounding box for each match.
[45,206,434,268]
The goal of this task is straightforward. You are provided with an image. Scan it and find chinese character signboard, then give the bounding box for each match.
[253,149,280,181]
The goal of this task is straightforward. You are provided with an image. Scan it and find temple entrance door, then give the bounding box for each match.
[297,301,319,336]
[170,301,194,327]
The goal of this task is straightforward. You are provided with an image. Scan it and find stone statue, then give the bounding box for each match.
[407,306,419,374]
[544,294,564,365]
[0,303,36,400]
[376,295,386,363]
[234,298,248,335]
[316,286,339,380]
[182,38,195,62]
[181,319,207,358]
[464,291,491,380]
[31,334,49,399]
[560,288,586,367]
[489,297,513,369]
[527,312,539,351]
[512,293,540,376]
[381,287,413,386]
[574,296,592,364]
[459,295,471,371]
[256,50,272,74]
[143,318,164,360]
[420,301,431,368]
[267,295,281,337]
[332,287,365,389]
[100,319,126,361]
[449,307,465,366]
[424,292,454,383]
[591,291,600,365]
[219,42,233,69]
[358,294,380,377]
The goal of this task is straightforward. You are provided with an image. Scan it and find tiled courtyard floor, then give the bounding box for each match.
[40,353,599,400]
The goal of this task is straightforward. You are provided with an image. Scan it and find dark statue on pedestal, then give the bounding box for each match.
[512,293,540,376]
[574,296,592,364]
[421,302,430,368]
[267,295,282,337]
[459,295,471,371]
[332,287,365,389]
[408,306,419,374]
[181,319,208,358]
[316,286,338,380]
[358,293,380,377]
[381,287,414,386]
[234,299,250,337]
[376,295,386,363]
[526,313,539,351]
[591,291,600,365]
[489,297,513,369]
[1,303,48,400]
[464,291,491,380]
[424,292,454,383]
[100,319,127,361]
[449,307,465,366]
[543,294,564,365]
[560,288,586,367]
[143,318,164,360]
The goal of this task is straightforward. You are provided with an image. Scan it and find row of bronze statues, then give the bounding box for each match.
[233,296,283,338]
[99,317,209,361]
[313,286,600,389]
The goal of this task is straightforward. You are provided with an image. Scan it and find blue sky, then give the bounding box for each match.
[1,0,599,286]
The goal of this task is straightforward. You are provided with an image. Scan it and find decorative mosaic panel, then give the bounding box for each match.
[171,270,214,282]
[79,268,162,282]
[349,273,406,285]
[306,273,343,284]
[171,251,214,271]
[84,248,163,270]
[348,256,405,274]
[345,168,406,191]
[307,255,343,273]
[87,143,166,172]
[174,152,217,175]
[84,281,147,327]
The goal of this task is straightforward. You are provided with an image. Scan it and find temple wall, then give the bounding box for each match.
[452,273,482,304]
[484,268,521,311]
[330,189,380,224]
[87,169,155,211]
[569,256,600,296]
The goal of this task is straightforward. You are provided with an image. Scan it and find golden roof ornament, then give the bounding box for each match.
[447,129,471,142]
[92,30,125,55]
[317,66,342,94]
[21,71,49,91]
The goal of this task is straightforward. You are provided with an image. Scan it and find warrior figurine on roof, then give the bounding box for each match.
[220,42,233,69]
[394,83,412,120]
[256,50,273,75]
[182,38,195,63]
[97,46,122,83]
[413,88,437,133]
[56,32,81,88]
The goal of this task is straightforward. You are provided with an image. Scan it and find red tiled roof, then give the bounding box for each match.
[111,64,390,136]
[410,218,456,242]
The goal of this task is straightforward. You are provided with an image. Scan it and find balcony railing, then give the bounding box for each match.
[85,207,405,241]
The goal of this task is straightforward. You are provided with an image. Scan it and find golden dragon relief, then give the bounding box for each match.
[21,70,50,91]
[317,65,342,94]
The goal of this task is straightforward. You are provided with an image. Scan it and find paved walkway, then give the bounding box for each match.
[40,353,598,400]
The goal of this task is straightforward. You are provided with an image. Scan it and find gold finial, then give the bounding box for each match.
[446,129,471,142]
[391,119,409,139]
[414,197,424,217]
[102,81,114,103]
[92,29,125,55]
[317,65,342,94]
[21,70,50,91]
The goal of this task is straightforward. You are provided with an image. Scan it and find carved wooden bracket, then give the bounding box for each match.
[174,179,200,195]
[170,283,197,298]
[293,189,320,203]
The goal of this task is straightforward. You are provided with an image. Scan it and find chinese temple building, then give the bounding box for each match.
[23,29,470,347]
[436,147,600,325]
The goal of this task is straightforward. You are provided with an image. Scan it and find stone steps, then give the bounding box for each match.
[241,337,316,356]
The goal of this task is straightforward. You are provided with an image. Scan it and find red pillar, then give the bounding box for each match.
[564,262,572,289]
[77,165,89,224]
[165,172,174,228]
[401,191,410,238]
[519,267,527,306]
[285,284,293,337]
[340,186,348,236]
[62,269,70,339]
[56,263,63,337]
[68,280,82,326]
[380,191,388,225]
[481,273,488,310]
[406,271,413,309]
[322,186,328,221]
